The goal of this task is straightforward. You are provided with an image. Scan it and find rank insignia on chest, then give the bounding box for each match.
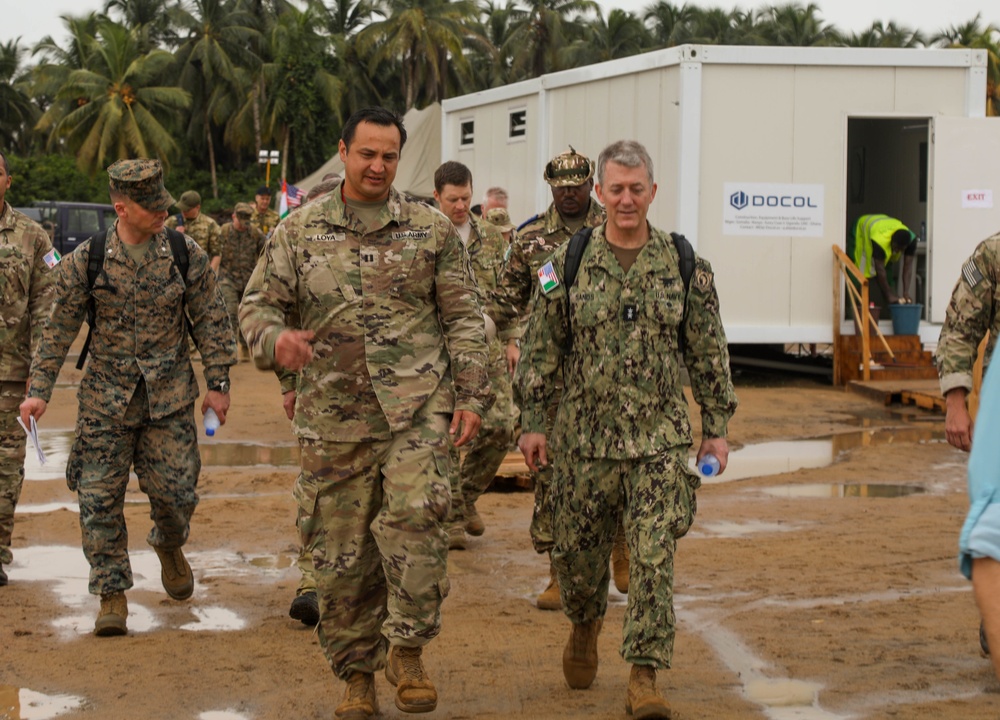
[538,262,560,294]
[623,304,637,322]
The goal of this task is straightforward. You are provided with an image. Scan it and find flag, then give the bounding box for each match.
[280,180,305,219]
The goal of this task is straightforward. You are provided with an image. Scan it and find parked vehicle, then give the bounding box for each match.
[14,201,116,255]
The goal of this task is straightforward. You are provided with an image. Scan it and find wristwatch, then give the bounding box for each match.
[209,381,229,393]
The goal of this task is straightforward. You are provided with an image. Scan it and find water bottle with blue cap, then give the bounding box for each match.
[698,454,720,477]
[204,408,220,436]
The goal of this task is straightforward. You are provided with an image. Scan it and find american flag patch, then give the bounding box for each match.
[962,258,984,288]
[43,249,61,268]
[537,262,559,294]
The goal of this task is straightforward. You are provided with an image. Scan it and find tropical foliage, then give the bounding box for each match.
[3,0,998,198]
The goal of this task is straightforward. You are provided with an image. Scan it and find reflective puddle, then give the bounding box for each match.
[0,685,84,720]
[761,484,926,499]
[199,713,251,720]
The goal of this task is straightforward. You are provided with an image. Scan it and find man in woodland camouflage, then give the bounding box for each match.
[240,107,490,719]
[0,150,57,586]
[20,159,235,636]
[516,140,737,718]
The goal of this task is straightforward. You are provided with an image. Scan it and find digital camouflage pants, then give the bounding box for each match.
[296,411,452,680]
[550,447,699,668]
[67,381,200,596]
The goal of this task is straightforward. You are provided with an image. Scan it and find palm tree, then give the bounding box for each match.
[564,8,652,66]
[0,40,39,153]
[643,1,697,48]
[42,20,191,176]
[357,0,485,109]
[758,2,842,47]
[684,6,765,45]
[102,0,177,51]
[932,14,1000,116]
[506,0,599,80]
[845,20,925,48]
[468,0,521,89]
[171,0,261,197]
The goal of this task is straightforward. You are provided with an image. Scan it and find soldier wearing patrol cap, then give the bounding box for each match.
[20,158,237,637]
[212,202,267,361]
[516,139,737,717]
[486,145,609,611]
[166,189,221,257]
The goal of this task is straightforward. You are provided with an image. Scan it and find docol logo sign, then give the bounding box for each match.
[729,189,818,211]
[730,191,749,210]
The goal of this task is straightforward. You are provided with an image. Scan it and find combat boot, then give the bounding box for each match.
[536,559,561,610]
[289,591,319,626]
[611,524,630,594]
[94,592,128,637]
[385,645,438,713]
[446,522,467,551]
[464,501,485,536]
[335,671,378,719]
[626,664,672,718]
[153,545,194,600]
[563,619,602,689]
[0,565,7,586]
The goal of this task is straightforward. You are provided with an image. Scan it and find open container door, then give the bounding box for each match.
[928,117,1000,324]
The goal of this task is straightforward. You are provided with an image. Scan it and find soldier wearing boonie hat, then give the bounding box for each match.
[21,157,236,638]
[166,187,221,256]
[484,145,607,613]
[484,207,514,233]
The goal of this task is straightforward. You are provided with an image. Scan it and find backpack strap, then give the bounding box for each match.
[670,232,696,356]
[561,226,594,354]
[76,231,108,370]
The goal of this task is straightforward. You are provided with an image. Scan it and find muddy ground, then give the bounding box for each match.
[1,347,997,720]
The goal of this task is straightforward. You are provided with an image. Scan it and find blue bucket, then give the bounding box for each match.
[889,303,922,335]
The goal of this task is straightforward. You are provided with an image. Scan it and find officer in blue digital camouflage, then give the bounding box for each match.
[0,150,58,587]
[239,107,491,720]
[20,158,236,636]
[935,230,1000,452]
[516,140,738,718]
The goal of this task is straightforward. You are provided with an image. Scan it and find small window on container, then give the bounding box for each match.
[509,109,527,141]
[460,119,475,147]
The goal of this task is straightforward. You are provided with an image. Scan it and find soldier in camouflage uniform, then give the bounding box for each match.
[20,159,236,636]
[251,186,281,238]
[432,162,517,550]
[516,140,737,717]
[239,107,491,720]
[211,202,266,360]
[487,147,610,610]
[935,231,1000,452]
[165,189,221,256]
[0,151,58,586]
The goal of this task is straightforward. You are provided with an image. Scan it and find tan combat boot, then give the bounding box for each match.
[562,619,602,689]
[611,523,630,594]
[385,645,438,713]
[627,664,672,718]
[94,591,128,637]
[153,545,194,600]
[536,557,562,610]
[335,671,378,719]
[446,522,467,551]
[464,501,485,536]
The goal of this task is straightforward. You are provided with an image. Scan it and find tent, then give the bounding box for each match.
[296,103,441,199]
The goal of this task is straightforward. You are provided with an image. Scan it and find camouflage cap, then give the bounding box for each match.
[543,146,595,188]
[234,202,254,218]
[484,207,514,232]
[176,190,202,212]
[107,159,175,212]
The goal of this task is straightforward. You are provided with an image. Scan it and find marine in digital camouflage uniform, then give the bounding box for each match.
[935,231,1000,452]
[516,140,737,715]
[239,107,491,718]
[431,161,516,549]
[251,186,281,238]
[21,159,236,636]
[213,202,266,356]
[486,147,606,609]
[165,189,222,256]
[0,151,58,586]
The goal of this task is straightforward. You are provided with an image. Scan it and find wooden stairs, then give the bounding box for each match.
[836,333,938,384]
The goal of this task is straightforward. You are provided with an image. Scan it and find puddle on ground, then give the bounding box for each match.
[4,546,295,636]
[693,520,803,538]
[0,685,84,720]
[199,713,251,720]
[761,483,925,499]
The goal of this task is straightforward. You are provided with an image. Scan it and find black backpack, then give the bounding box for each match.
[76,227,191,370]
[561,226,696,354]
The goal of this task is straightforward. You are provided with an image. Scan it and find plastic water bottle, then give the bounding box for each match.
[204,408,220,437]
[698,454,720,477]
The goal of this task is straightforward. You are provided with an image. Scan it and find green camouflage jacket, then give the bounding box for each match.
[216,222,267,291]
[516,224,738,459]
[489,200,604,341]
[251,208,281,238]
[29,225,236,419]
[935,231,1000,394]
[239,186,491,442]
[0,202,58,381]
[166,212,221,257]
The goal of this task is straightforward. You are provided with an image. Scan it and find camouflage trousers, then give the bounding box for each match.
[220,280,248,351]
[527,385,562,553]
[296,411,452,680]
[448,346,517,521]
[0,382,27,567]
[67,381,201,596]
[295,516,319,595]
[550,447,699,669]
